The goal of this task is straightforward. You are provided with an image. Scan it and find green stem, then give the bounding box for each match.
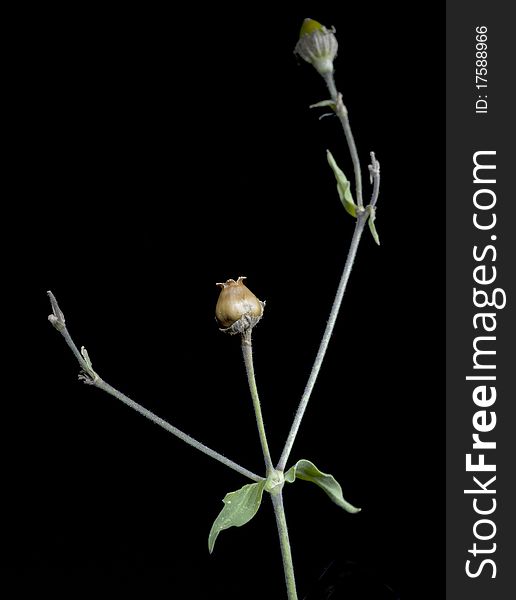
[95,377,263,481]
[271,491,298,600]
[277,212,368,471]
[323,71,364,208]
[324,70,337,100]
[48,292,263,483]
[337,104,363,208]
[241,329,274,475]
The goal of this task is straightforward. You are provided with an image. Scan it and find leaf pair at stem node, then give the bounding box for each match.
[208,459,360,554]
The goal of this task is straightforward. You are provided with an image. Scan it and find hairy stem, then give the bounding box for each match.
[324,72,364,208]
[324,70,337,99]
[48,292,262,483]
[94,378,263,481]
[241,329,274,475]
[369,151,381,208]
[271,491,298,600]
[277,212,368,471]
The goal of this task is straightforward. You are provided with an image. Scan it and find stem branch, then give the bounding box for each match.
[277,212,368,471]
[95,378,262,481]
[47,292,262,483]
[271,492,298,600]
[369,151,381,208]
[241,329,274,475]
[324,72,364,208]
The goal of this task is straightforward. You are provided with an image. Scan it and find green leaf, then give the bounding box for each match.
[285,459,361,514]
[367,206,380,245]
[326,151,357,217]
[208,481,266,554]
[309,99,336,110]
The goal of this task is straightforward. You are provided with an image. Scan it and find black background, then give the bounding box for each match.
[8,2,444,598]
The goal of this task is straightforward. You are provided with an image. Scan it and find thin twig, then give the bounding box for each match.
[368,151,381,208]
[324,72,364,208]
[323,71,337,99]
[47,291,263,483]
[277,212,368,471]
[271,492,298,600]
[277,64,382,471]
[241,329,274,475]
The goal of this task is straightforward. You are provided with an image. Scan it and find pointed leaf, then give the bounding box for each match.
[208,481,266,554]
[285,459,361,514]
[309,99,336,110]
[326,151,357,217]
[368,206,380,245]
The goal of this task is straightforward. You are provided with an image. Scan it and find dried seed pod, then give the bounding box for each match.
[215,276,264,335]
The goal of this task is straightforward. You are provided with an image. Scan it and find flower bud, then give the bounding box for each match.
[294,18,338,76]
[215,276,264,335]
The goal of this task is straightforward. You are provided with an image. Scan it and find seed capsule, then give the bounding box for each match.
[215,276,264,335]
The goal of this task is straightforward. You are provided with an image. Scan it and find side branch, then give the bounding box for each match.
[241,329,274,476]
[368,151,381,208]
[323,73,363,208]
[47,291,262,483]
[277,212,368,471]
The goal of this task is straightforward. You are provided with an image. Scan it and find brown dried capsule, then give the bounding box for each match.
[215,276,264,335]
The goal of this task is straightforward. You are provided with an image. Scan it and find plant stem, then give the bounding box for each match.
[271,491,298,600]
[241,329,274,475]
[48,292,263,483]
[369,151,381,208]
[323,71,337,100]
[94,378,263,481]
[337,102,363,208]
[324,72,364,208]
[277,212,368,471]
[240,322,295,600]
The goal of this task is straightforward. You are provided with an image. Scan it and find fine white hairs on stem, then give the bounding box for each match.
[46,291,263,483]
[368,152,381,208]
